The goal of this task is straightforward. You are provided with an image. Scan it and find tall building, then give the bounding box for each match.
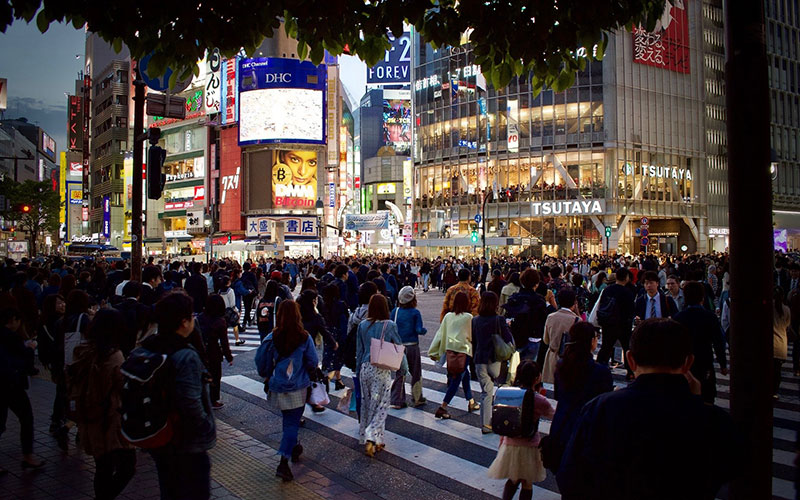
[0,118,58,183]
[411,1,716,257]
[765,0,800,248]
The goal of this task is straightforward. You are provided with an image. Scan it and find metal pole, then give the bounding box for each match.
[131,72,146,282]
[725,1,773,498]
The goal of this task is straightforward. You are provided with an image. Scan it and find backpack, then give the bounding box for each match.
[491,386,539,438]
[256,297,280,339]
[503,292,539,347]
[596,291,620,328]
[119,347,176,449]
[557,317,581,356]
[65,350,112,425]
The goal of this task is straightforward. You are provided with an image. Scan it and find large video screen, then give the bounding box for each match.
[239,88,324,144]
[383,98,411,155]
[272,149,318,209]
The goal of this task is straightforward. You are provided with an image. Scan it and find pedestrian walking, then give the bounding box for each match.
[219,276,244,346]
[263,300,319,481]
[70,308,136,500]
[487,360,554,500]
[390,286,427,409]
[471,291,514,433]
[542,289,581,384]
[430,291,480,419]
[356,294,404,457]
[196,295,233,409]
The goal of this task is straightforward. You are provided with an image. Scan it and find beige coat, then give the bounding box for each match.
[542,308,581,384]
[774,304,791,360]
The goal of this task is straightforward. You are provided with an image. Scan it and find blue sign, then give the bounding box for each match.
[641,228,649,237]
[138,53,173,92]
[237,57,327,146]
[367,32,411,84]
[329,182,335,208]
[102,196,111,238]
[345,213,390,231]
[474,214,482,224]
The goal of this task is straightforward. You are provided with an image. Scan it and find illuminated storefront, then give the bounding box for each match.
[411,1,712,257]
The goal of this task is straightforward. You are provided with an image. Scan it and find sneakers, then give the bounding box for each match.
[212,401,224,409]
[234,339,246,346]
[276,458,293,481]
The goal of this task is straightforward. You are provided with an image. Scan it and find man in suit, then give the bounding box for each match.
[634,271,679,321]
[673,281,728,404]
[140,264,163,306]
[184,262,209,314]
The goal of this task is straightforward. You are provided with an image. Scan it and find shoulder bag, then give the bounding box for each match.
[370,320,405,371]
[492,316,515,362]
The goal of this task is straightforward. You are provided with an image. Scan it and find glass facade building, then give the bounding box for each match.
[411,0,717,257]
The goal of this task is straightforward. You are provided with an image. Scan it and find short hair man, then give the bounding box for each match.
[634,271,678,320]
[440,268,480,320]
[557,318,741,500]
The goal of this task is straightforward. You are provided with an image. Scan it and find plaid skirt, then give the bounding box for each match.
[271,388,307,411]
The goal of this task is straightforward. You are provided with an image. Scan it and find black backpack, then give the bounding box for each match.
[119,347,176,449]
[504,292,541,347]
[491,386,539,438]
[596,291,619,328]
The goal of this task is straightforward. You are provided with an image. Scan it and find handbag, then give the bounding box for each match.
[307,381,330,406]
[492,317,515,362]
[336,387,353,413]
[64,313,86,367]
[370,320,405,371]
[224,307,240,327]
[445,350,467,375]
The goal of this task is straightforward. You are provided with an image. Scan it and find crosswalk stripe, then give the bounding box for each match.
[222,374,561,500]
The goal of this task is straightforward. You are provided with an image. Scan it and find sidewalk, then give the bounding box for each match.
[0,377,357,500]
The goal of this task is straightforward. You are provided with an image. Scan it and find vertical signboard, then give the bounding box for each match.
[102,196,111,238]
[204,48,221,115]
[403,159,412,205]
[220,57,239,125]
[68,95,84,151]
[507,99,519,153]
[632,0,690,74]
[367,32,412,84]
[327,66,338,166]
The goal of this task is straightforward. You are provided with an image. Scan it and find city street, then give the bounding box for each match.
[2,288,792,500]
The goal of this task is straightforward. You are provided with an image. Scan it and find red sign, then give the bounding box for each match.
[194,185,205,201]
[68,95,84,151]
[82,207,89,221]
[354,176,361,189]
[632,1,690,74]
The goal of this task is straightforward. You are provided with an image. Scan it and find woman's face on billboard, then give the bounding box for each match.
[285,150,317,185]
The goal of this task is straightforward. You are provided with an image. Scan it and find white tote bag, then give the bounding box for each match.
[63,313,86,367]
[307,381,330,406]
[587,289,604,328]
[370,320,405,371]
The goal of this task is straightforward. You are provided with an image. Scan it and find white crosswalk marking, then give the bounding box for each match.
[222,331,799,499]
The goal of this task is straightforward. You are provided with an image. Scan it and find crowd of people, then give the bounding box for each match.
[0,249,786,499]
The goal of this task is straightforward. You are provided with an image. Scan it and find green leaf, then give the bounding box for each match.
[112,37,123,54]
[553,68,576,91]
[35,10,49,34]
[297,41,309,61]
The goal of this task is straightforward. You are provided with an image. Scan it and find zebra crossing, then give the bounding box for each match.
[221,327,799,500]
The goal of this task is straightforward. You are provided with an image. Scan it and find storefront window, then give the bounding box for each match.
[164,157,205,182]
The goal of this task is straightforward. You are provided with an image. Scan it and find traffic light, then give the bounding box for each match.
[147,145,167,200]
[227,233,232,244]
[471,230,478,243]
[604,226,612,238]
[10,203,31,213]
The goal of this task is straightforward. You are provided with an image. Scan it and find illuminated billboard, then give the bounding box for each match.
[238,57,327,145]
[272,149,318,209]
[632,0,690,74]
[383,98,411,155]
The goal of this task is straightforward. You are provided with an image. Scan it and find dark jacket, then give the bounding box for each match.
[599,283,635,331]
[196,313,232,364]
[141,333,216,454]
[634,291,678,319]
[550,358,613,451]
[302,314,337,347]
[140,283,158,307]
[0,326,35,390]
[504,288,549,347]
[345,270,360,310]
[673,305,727,402]
[471,314,513,365]
[113,298,152,356]
[184,273,209,314]
[556,374,741,500]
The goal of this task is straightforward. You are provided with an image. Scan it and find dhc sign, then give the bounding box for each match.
[531,199,606,216]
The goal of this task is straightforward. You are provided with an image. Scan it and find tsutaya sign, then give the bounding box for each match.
[531,199,606,216]
[623,162,693,181]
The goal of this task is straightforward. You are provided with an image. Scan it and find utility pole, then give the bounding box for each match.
[131,70,146,282]
[725,1,773,498]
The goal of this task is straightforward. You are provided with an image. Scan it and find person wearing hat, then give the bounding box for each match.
[389,286,427,409]
[271,270,293,301]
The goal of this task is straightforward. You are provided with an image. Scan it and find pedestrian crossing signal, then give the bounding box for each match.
[471,230,478,243]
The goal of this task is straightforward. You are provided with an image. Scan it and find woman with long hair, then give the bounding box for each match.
[197,295,233,409]
[547,322,613,472]
[356,294,404,457]
[773,286,791,398]
[218,276,244,346]
[319,283,349,390]
[70,308,136,499]
[256,280,281,342]
[297,289,337,411]
[499,272,521,313]
[38,294,65,432]
[346,282,379,418]
[472,291,514,433]
[429,291,479,419]
[264,300,318,481]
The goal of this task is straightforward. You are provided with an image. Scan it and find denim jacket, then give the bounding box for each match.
[389,307,427,344]
[265,334,318,393]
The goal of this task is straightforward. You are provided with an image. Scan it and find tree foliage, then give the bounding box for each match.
[0,178,62,256]
[0,0,665,92]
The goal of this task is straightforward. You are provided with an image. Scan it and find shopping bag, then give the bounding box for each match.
[336,387,352,413]
[307,381,330,406]
[507,350,521,385]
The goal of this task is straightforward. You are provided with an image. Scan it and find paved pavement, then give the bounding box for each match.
[1,287,797,499]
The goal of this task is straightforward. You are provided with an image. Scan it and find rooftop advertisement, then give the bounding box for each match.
[238,57,327,146]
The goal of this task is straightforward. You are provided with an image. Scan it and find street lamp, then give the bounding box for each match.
[315,198,324,258]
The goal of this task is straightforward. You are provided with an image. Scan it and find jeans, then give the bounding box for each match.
[391,344,423,405]
[0,386,34,454]
[153,451,210,500]
[94,449,136,500]
[443,358,474,405]
[279,406,305,458]
[421,273,430,290]
[476,362,500,427]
